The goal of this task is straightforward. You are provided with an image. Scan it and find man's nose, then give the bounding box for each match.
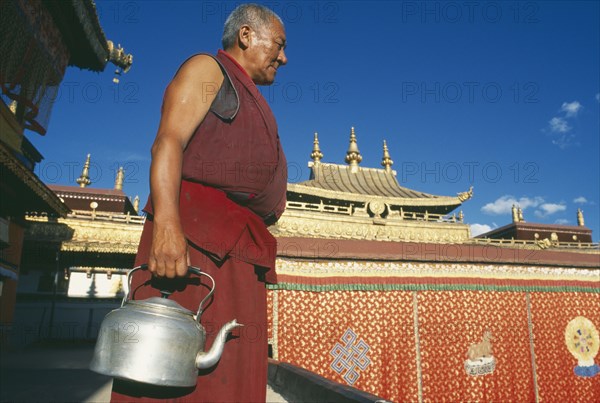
[278,49,288,66]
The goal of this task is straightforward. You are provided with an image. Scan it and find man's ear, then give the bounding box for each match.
[238,25,252,50]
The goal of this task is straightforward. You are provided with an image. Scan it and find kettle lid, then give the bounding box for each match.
[129,297,194,315]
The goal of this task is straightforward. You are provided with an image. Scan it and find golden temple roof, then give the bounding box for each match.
[290,162,465,209]
[289,130,472,213]
[303,163,440,199]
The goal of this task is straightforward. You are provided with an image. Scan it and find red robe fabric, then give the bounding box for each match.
[111,181,276,402]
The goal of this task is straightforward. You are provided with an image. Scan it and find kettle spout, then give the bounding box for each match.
[196,319,243,369]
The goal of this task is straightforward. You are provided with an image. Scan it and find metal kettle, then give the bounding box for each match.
[90,265,241,387]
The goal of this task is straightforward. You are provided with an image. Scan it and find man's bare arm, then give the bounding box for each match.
[148,55,224,278]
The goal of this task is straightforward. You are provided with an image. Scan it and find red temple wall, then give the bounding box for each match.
[267,260,600,402]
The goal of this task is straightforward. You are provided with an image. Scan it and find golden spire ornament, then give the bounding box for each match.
[518,207,524,222]
[577,208,585,226]
[381,140,393,173]
[345,127,362,173]
[133,195,140,213]
[114,167,124,190]
[76,154,92,188]
[310,132,323,163]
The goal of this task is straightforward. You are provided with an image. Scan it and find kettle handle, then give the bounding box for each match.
[123,264,216,323]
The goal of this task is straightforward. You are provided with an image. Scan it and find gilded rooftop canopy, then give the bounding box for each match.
[288,129,473,215]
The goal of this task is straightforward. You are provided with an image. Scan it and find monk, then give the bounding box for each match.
[111,4,288,402]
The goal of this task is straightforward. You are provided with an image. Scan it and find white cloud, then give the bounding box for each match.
[481,195,544,215]
[554,218,570,225]
[573,196,588,204]
[114,152,150,162]
[549,117,571,133]
[470,223,493,237]
[534,203,567,218]
[560,101,582,117]
[551,133,577,149]
[540,203,567,215]
[545,101,585,148]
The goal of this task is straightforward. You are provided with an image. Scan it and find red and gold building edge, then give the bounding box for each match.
[266,252,599,402]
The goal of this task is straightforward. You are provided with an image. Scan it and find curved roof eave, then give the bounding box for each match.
[288,183,463,207]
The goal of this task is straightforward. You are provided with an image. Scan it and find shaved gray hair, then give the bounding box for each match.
[222,4,283,50]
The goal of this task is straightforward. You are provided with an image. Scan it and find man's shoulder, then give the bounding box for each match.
[179,53,221,73]
[169,53,225,88]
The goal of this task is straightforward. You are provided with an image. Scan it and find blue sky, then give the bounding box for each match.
[30,1,599,240]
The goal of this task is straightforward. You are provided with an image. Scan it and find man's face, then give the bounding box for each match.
[246,20,287,85]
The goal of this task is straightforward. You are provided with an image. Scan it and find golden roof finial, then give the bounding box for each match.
[381,140,393,173]
[577,208,585,226]
[457,186,474,202]
[76,154,92,188]
[310,132,323,163]
[133,195,140,213]
[512,204,519,223]
[114,167,124,190]
[518,207,525,222]
[345,126,362,173]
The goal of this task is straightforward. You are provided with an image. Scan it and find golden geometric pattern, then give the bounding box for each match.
[417,291,535,402]
[276,290,418,402]
[530,292,600,402]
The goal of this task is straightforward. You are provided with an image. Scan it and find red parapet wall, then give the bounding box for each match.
[275,290,419,402]
[530,292,600,401]
[417,290,535,402]
[267,261,600,402]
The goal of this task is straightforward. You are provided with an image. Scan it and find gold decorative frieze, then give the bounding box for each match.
[25,220,74,242]
[274,259,600,282]
[61,241,139,254]
[25,211,143,253]
[271,208,470,243]
[470,237,599,253]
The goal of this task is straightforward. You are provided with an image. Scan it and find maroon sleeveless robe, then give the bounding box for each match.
[110,50,286,402]
[182,50,287,224]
